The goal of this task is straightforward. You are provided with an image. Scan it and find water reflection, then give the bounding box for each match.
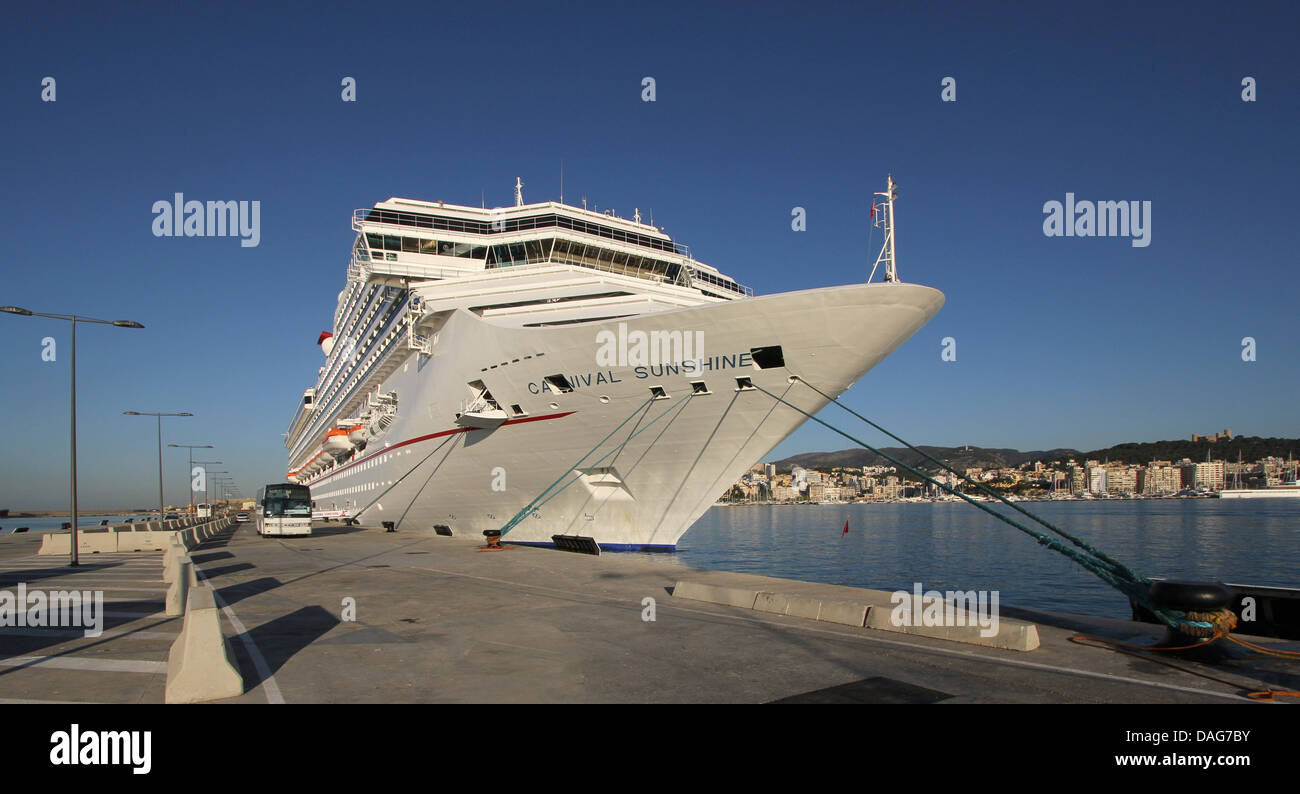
[663,500,1300,619]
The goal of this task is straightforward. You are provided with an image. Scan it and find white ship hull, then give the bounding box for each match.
[303,282,943,549]
[1218,488,1300,499]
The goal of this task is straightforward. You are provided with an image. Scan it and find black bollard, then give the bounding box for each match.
[382,521,395,533]
[1149,580,1233,651]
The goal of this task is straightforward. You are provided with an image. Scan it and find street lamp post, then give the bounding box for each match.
[214,478,234,510]
[169,444,213,516]
[123,412,193,524]
[2,306,144,566]
[205,472,228,508]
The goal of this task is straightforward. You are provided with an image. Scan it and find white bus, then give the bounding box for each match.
[196,503,212,519]
[255,483,312,536]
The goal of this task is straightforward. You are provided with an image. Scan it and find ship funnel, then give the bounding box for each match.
[318,331,335,357]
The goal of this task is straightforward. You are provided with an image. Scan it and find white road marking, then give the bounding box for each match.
[193,568,284,704]
[0,656,166,674]
[0,628,177,640]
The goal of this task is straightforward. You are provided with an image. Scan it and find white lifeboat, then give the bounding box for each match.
[324,428,353,456]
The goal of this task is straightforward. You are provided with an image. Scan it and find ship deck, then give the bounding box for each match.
[0,522,1296,704]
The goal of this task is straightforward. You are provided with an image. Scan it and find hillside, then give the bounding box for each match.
[772,436,1300,473]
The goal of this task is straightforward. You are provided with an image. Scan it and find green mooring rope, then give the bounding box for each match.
[755,381,1210,631]
[499,393,692,537]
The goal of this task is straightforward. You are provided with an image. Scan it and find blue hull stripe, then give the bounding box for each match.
[508,540,677,552]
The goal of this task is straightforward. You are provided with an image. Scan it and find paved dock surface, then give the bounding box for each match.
[1,523,1296,703]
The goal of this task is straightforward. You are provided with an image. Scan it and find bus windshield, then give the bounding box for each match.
[262,485,311,517]
[264,498,311,517]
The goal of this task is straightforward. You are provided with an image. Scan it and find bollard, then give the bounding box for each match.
[1150,580,1235,650]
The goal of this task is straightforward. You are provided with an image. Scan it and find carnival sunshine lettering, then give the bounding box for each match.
[527,352,753,394]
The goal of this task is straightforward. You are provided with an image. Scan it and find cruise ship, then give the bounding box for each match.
[284,177,944,549]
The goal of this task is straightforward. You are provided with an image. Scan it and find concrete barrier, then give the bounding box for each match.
[163,543,185,583]
[37,534,68,555]
[165,559,192,616]
[163,540,184,572]
[165,584,243,704]
[730,589,868,626]
[753,592,823,620]
[864,606,1041,651]
[816,600,870,627]
[674,577,1040,650]
[672,581,762,609]
[38,532,118,555]
[118,531,170,552]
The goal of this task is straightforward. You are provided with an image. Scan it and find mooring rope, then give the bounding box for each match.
[752,380,1211,631]
[790,376,1144,583]
[498,393,692,537]
[776,376,1300,694]
[352,433,460,524]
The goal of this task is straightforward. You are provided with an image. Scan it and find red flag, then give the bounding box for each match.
[841,518,850,538]
[870,203,875,220]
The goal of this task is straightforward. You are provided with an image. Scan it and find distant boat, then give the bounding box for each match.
[1218,482,1300,499]
[1219,453,1300,498]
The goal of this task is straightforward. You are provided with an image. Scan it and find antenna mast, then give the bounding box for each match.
[869,174,900,283]
[514,177,524,207]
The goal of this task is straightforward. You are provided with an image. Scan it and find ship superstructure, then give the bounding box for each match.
[285,178,944,549]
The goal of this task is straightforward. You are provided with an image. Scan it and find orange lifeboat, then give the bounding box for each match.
[324,428,353,456]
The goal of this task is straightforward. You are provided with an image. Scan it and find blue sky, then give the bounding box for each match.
[2,1,1297,509]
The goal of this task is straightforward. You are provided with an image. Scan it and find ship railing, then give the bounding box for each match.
[369,255,750,298]
[289,294,416,460]
[353,208,691,258]
[351,252,752,299]
[351,256,477,282]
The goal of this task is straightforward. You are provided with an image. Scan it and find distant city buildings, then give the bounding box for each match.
[718,448,1284,504]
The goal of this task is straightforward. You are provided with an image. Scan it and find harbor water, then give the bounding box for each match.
[669,499,1300,620]
[0,514,153,534]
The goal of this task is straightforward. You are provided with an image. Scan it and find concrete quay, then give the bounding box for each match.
[0,520,1296,704]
